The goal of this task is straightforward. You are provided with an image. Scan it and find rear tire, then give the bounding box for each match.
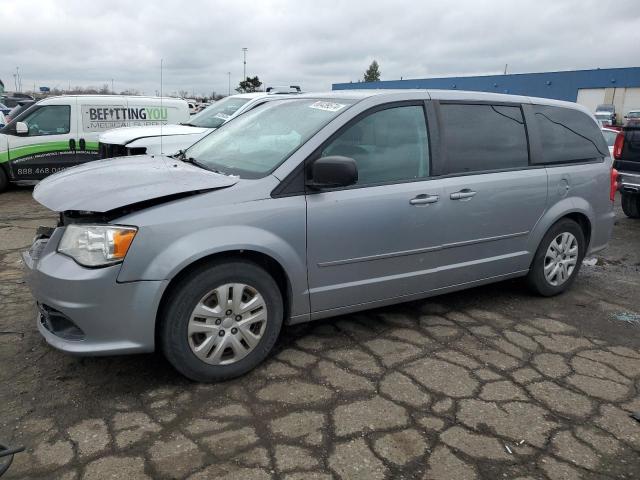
[0,166,8,193]
[160,260,283,382]
[527,219,585,297]
[621,193,640,218]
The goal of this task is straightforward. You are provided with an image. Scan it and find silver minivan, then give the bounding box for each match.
[23,90,616,381]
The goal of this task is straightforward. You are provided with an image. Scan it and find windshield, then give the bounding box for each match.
[187,96,252,128]
[596,104,614,113]
[185,98,354,178]
[628,111,640,118]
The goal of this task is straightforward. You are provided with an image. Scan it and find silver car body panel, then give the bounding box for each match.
[33,154,238,212]
[23,89,615,354]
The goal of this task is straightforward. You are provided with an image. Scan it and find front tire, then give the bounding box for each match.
[527,219,585,297]
[0,166,8,193]
[621,193,640,219]
[160,260,283,382]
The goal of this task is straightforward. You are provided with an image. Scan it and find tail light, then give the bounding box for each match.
[613,132,625,160]
[610,168,619,201]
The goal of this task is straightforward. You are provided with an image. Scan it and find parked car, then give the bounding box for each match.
[23,90,615,382]
[624,110,640,126]
[98,87,304,158]
[595,104,616,125]
[0,111,6,128]
[612,126,640,218]
[0,95,188,192]
[0,103,10,115]
[4,100,35,123]
[1,94,35,109]
[602,127,618,156]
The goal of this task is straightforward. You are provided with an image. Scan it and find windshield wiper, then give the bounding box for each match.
[173,150,208,170]
[179,122,197,127]
[172,150,230,175]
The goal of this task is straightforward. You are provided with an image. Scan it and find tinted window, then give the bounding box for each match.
[440,104,528,174]
[23,105,71,136]
[322,105,429,185]
[533,105,607,163]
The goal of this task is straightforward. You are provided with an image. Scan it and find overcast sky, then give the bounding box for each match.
[1,0,639,98]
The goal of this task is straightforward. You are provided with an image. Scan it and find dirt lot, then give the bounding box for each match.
[1,187,640,480]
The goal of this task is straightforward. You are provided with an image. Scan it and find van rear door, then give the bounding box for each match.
[7,97,79,181]
[431,102,547,286]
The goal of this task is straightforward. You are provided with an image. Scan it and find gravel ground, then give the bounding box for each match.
[1,187,639,480]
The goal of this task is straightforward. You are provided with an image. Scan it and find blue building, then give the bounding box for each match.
[333,67,640,115]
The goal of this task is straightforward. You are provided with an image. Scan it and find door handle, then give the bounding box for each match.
[450,189,477,200]
[68,139,76,150]
[410,194,439,205]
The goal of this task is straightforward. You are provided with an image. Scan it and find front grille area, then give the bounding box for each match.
[98,142,129,159]
[38,303,85,341]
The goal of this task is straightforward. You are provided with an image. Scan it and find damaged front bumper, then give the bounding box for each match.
[22,226,167,356]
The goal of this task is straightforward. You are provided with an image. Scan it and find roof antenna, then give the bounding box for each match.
[160,58,163,156]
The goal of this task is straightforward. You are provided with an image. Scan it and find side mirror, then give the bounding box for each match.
[308,156,358,189]
[15,121,28,135]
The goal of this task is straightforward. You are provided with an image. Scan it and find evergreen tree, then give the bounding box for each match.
[363,60,381,82]
[236,76,263,93]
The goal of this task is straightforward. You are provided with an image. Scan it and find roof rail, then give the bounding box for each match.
[266,86,302,94]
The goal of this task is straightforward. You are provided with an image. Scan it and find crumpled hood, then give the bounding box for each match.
[33,155,237,212]
[100,124,210,145]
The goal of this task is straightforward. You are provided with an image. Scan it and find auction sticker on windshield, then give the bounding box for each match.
[309,101,346,112]
[214,113,231,120]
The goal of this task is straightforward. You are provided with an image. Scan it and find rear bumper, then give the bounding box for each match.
[618,171,640,194]
[587,207,616,257]
[22,228,167,355]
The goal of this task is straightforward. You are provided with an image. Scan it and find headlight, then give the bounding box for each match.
[58,225,138,267]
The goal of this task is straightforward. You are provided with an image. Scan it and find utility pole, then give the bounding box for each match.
[111,78,114,94]
[504,64,508,75]
[228,72,231,96]
[242,47,248,81]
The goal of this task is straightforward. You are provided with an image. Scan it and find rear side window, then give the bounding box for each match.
[533,105,608,164]
[440,104,528,174]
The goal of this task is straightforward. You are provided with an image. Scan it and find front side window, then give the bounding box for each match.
[186,98,354,178]
[22,105,71,136]
[321,105,429,185]
[440,104,529,174]
[533,105,608,164]
[188,96,251,128]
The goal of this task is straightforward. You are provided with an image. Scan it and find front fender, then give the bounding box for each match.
[118,224,309,317]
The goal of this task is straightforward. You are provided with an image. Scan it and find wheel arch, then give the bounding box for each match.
[528,196,595,259]
[155,249,293,348]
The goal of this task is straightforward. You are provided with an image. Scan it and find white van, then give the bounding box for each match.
[0,95,188,192]
[97,88,303,159]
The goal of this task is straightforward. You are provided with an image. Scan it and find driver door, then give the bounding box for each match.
[7,98,78,182]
